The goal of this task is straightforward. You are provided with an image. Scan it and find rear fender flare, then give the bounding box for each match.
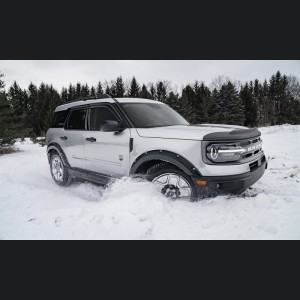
[47,143,70,167]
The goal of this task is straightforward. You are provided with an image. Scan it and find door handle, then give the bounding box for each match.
[60,136,68,140]
[86,137,97,143]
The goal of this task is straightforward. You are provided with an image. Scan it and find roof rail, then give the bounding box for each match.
[65,94,112,104]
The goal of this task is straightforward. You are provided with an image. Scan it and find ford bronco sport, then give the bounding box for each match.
[46,94,267,200]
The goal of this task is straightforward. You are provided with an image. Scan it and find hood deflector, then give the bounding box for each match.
[203,128,261,141]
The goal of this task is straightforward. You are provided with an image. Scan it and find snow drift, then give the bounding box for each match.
[0,125,299,240]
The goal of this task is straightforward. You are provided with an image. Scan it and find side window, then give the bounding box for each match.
[90,107,118,131]
[67,109,87,130]
[51,110,68,128]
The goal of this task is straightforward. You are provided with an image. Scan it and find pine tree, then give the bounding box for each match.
[81,84,90,97]
[140,84,152,99]
[217,82,244,125]
[61,87,68,103]
[260,80,270,126]
[279,75,291,124]
[165,91,179,110]
[26,83,39,135]
[0,72,12,143]
[226,82,245,125]
[37,83,48,135]
[193,82,211,123]
[269,71,283,125]
[68,84,76,101]
[240,82,257,127]
[105,85,111,96]
[207,88,220,123]
[44,85,61,132]
[150,84,156,100]
[128,77,140,98]
[287,76,300,124]
[8,81,26,116]
[90,86,96,97]
[109,81,117,97]
[96,82,103,95]
[155,81,167,102]
[0,74,29,143]
[180,85,197,123]
[214,84,228,123]
[0,72,4,91]
[75,83,82,99]
[289,96,300,124]
[115,76,125,97]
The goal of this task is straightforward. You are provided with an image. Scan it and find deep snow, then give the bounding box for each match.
[0,125,299,240]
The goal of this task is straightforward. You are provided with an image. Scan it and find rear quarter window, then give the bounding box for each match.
[66,109,87,130]
[51,110,68,128]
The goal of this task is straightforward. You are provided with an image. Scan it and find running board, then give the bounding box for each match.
[67,167,117,185]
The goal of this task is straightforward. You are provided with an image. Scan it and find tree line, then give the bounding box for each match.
[0,71,300,144]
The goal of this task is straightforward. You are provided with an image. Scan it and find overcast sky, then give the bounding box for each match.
[0,60,299,91]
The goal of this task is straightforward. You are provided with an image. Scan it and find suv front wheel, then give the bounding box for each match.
[50,152,72,186]
[147,162,196,201]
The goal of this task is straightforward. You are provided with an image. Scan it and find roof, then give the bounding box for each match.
[115,98,160,104]
[55,97,161,112]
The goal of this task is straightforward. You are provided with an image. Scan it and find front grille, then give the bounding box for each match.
[238,137,263,162]
[222,137,262,163]
[203,136,264,165]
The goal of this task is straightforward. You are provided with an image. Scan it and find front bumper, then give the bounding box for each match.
[193,155,267,195]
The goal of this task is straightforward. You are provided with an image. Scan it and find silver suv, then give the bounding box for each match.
[46,95,267,200]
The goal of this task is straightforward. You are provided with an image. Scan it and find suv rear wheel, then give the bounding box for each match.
[147,162,196,201]
[50,152,72,186]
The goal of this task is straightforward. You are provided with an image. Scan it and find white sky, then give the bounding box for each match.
[0,60,299,91]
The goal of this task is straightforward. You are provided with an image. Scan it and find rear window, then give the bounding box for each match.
[51,110,68,128]
[66,109,87,130]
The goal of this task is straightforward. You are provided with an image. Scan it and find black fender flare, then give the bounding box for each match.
[47,143,70,167]
[130,150,201,176]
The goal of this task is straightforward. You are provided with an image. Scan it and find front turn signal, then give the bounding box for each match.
[196,180,207,186]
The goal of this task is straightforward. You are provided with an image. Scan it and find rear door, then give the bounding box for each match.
[63,107,87,170]
[83,105,131,178]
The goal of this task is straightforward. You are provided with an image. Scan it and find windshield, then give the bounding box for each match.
[121,103,190,128]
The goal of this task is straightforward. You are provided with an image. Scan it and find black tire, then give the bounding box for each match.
[49,152,73,187]
[146,162,197,201]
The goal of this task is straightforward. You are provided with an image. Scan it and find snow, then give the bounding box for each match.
[0,125,299,240]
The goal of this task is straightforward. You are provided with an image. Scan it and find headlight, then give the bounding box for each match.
[206,143,245,163]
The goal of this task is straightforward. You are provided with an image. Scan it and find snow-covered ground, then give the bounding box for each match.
[0,125,299,240]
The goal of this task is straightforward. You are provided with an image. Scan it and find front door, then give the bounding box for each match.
[83,106,131,178]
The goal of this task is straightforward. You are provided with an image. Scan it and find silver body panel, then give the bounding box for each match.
[83,129,131,177]
[47,98,265,179]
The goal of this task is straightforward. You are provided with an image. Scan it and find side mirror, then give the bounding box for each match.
[100,120,126,132]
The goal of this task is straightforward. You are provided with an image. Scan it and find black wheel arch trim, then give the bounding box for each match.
[130,150,201,176]
[47,143,70,167]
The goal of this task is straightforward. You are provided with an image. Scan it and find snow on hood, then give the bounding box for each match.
[136,124,248,140]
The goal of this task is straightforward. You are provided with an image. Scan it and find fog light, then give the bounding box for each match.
[197,180,207,186]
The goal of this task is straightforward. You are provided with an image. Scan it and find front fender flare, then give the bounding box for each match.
[130,150,201,176]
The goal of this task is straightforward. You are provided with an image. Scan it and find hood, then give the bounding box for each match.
[136,124,248,141]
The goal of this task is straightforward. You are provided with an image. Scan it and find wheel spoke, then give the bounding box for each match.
[51,156,64,182]
[152,173,192,200]
[168,175,178,186]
